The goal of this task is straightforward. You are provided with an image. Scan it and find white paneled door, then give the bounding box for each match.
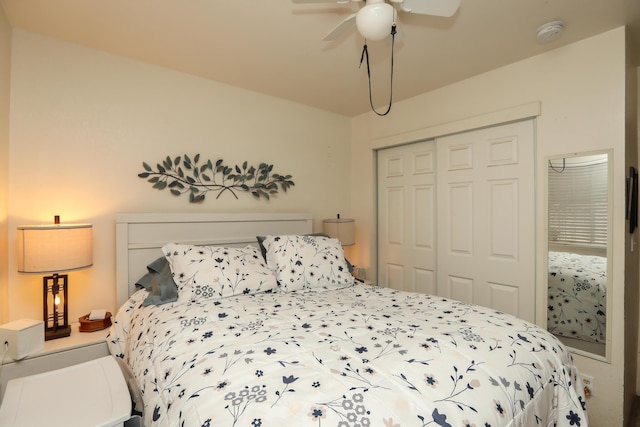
[377,120,535,322]
[377,141,437,294]
[437,120,535,322]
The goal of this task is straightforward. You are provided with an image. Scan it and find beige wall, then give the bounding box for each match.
[0,7,11,325]
[351,27,630,427]
[6,29,352,323]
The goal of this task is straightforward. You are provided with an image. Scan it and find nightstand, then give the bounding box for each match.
[0,322,110,401]
[0,356,130,426]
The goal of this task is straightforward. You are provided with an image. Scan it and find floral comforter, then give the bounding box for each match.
[108,283,587,427]
[547,251,607,344]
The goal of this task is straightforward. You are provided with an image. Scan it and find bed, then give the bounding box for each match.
[547,251,607,348]
[109,213,588,427]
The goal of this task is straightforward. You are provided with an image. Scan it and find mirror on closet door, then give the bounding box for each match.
[546,150,611,360]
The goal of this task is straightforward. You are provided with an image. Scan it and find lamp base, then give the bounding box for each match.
[45,325,71,341]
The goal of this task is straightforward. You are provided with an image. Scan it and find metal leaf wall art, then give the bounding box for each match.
[138,154,295,203]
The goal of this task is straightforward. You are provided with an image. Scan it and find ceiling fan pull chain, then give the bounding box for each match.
[359,43,370,77]
[364,23,396,117]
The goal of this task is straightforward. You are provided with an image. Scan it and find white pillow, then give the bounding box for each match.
[162,243,278,303]
[262,235,354,292]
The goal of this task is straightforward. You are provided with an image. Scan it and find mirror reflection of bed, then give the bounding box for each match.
[547,152,610,359]
[547,247,607,356]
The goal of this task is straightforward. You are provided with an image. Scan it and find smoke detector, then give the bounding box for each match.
[536,21,564,43]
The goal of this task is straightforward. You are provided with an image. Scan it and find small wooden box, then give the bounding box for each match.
[78,312,112,332]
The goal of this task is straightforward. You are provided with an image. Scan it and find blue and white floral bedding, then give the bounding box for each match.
[108,283,588,427]
[547,251,607,344]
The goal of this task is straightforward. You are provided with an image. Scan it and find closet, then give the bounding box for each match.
[377,119,535,322]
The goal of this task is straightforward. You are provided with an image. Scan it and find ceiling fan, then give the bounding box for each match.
[292,0,461,41]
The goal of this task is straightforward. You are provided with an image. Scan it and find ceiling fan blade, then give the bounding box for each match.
[322,13,357,41]
[399,0,461,17]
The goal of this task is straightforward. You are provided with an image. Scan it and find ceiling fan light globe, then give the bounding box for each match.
[356,3,395,41]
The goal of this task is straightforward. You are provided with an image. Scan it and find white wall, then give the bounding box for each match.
[0,7,11,325]
[5,30,352,324]
[351,27,630,427]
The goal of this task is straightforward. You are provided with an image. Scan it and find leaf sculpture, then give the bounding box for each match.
[138,154,295,203]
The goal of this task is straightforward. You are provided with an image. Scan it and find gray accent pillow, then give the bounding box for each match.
[135,256,178,306]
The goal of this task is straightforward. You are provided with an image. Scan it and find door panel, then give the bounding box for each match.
[448,182,473,254]
[488,179,518,259]
[386,187,403,245]
[414,268,435,294]
[378,141,436,292]
[488,281,520,316]
[446,275,474,303]
[437,120,535,322]
[414,185,435,248]
[386,263,404,290]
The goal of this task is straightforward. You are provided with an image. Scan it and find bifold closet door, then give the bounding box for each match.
[377,141,437,294]
[436,119,535,322]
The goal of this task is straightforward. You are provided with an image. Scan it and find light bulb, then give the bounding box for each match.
[356,3,395,41]
[54,296,60,306]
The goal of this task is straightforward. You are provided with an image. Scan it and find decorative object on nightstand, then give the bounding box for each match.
[0,319,44,360]
[17,216,93,341]
[322,214,355,246]
[78,310,112,332]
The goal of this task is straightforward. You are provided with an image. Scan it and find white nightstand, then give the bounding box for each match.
[0,322,110,401]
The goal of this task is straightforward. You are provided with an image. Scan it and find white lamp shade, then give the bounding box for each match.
[322,218,356,246]
[17,224,93,273]
[356,3,396,41]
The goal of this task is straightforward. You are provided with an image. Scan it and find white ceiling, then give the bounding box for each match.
[1,0,639,117]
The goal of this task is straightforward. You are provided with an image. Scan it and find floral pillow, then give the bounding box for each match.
[262,235,354,292]
[257,233,355,273]
[162,243,278,303]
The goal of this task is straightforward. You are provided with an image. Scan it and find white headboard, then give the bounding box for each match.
[115,212,313,308]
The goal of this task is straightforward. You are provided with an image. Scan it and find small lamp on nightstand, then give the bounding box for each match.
[322,214,355,246]
[17,216,93,341]
[323,214,365,282]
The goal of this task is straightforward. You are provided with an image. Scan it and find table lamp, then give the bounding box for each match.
[322,214,355,246]
[17,216,93,340]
